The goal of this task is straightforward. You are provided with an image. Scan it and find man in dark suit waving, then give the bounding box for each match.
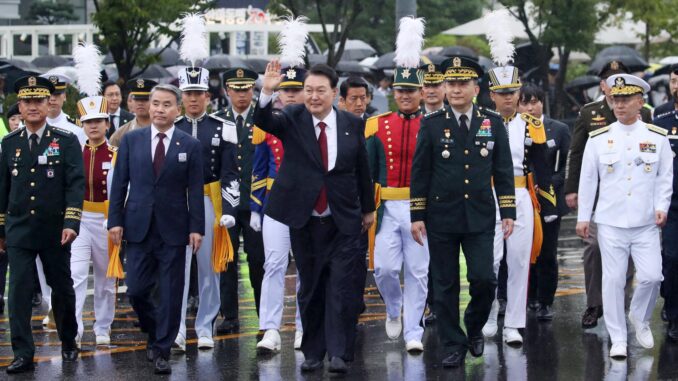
[254,60,375,374]
[108,84,204,375]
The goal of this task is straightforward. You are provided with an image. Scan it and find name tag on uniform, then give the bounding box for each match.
[211,137,220,147]
[102,162,111,170]
[38,155,47,165]
[525,137,533,146]
[547,139,556,148]
[487,141,495,150]
[634,157,644,166]
[178,152,187,162]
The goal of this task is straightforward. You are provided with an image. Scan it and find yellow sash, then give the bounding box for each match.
[367,183,382,271]
[526,173,543,264]
[205,181,235,272]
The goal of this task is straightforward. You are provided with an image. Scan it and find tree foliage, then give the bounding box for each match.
[27,0,78,25]
[91,0,210,85]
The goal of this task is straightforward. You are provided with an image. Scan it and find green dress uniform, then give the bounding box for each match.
[0,77,84,362]
[410,104,515,355]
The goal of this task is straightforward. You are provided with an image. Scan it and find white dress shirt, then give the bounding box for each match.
[47,111,87,147]
[450,106,474,130]
[233,105,251,122]
[111,108,121,130]
[578,119,673,228]
[151,125,174,160]
[506,114,529,177]
[26,124,47,145]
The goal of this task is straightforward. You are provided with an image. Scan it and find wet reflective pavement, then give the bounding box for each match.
[1,216,677,379]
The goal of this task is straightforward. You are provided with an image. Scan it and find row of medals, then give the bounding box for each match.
[441,129,489,159]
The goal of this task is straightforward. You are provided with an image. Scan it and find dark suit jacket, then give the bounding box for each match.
[253,102,375,235]
[108,108,135,139]
[108,126,205,246]
[544,117,571,216]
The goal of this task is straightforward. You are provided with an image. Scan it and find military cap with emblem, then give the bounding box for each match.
[13,75,54,99]
[598,59,629,79]
[606,73,650,97]
[419,62,444,85]
[6,103,19,119]
[485,10,521,93]
[441,55,484,81]
[73,42,109,122]
[178,13,210,92]
[277,15,309,90]
[40,72,71,95]
[126,78,158,100]
[223,67,258,90]
[392,16,425,89]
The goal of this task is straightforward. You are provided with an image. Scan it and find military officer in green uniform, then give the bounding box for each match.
[410,56,516,368]
[0,76,85,373]
[565,60,653,330]
[212,68,265,333]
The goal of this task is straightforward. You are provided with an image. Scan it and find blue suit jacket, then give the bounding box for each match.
[108,126,205,246]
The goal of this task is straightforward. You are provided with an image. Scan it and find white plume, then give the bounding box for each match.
[394,16,425,69]
[73,42,102,97]
[180,13,209,67]
[278,15,309,67]
[484,9,515,66]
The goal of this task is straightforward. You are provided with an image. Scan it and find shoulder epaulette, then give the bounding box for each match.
[175,116,184,123]
[3,127,23,139]
[52,127,74,136]
[66,114,76,124]
[209,114,227,124]
[582,100,601,109]
[365,112,390,138]
[521,113,546,144]
[646,123,668,136]
[588,126,610,138]
[107,145,118,152]
[252,126,267,144]
[479,106,501,118]
[424,109,444,119]
[654,110,675,120]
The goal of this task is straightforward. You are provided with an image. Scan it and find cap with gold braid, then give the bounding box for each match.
[40,73,71,95]
[392,16,425,89]
[606,73,650,97]
[279,66,307,89]
[598,60,629,79]
[441,56,483,81]
[14,75,54,99]
[484,9,521,93]
[223,67,257,90]
[419,63,444,85]
[126,78,158,100]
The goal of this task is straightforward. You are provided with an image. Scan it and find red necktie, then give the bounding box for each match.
[153,132,166,176]
[314,122,328,214]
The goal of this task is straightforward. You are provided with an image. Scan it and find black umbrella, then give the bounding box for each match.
[372,52,431,70]
[439,46,478,60]
[588,45,649,74]
[129,64,173,79]
[246,58,269,74]
[653,64,678,77]
[478,56,495,72]
[32,55,71,69]
[145,47,182,67]
[0,58,39,73]
[424,54,448,65]
[565,75,602,91]
[334,61,370,76]
[203,54,250,71]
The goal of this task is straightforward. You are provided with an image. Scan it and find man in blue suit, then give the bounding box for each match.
[108,84,204,375]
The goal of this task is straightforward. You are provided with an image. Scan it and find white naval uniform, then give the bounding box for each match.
[374,199,430,342]
[37,112,86,317]
[259,214,302,331]
[578,120,672,345]
[70,160,116,339]
[491,115,534,329]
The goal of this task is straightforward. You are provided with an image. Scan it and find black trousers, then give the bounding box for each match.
[0,250,7,299]
[125,219,186,359]
[291,216,365,362]
[662,210,678,321]
[221,209,265,319]
[8,245,77,359]
[528,217,561,306]
[427,229,496,355]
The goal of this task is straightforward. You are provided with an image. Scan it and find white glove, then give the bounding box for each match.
[543,215,558,223]
[219,214,236,228]
[103,219,108,230]
[249,212,262,232]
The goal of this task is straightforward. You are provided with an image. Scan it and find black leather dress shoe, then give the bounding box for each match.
[537,305,554,321]
[216,318,240,335]
[154,357,171,375]
[0,298,4,315]
[581,306,603,329]
[527,299,540,311]
[300,359,323,372]
[146,348,154,362]
[424,311,436,325]
[32,293,42,307]
[442,351,466,368]
[62,348,79,362]
[329,357,347,373]
[668,321,678,342]
[468,336,484,357]
[6,357,34,374]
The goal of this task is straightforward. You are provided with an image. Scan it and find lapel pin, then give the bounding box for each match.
[176,141,180,145]
[345,132,349,135]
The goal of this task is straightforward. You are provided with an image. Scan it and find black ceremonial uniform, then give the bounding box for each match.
[0,125,84,360]
[410,105,515,356]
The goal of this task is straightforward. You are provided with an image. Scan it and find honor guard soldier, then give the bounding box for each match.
[577,74,672,359]
[566,60,653,330]
[213,67,265,334]
[410,55,516,368]
[109,78,157,147]
[69,43,117,348]
[366,16,429,353]
[173,64,239,351]
[0,75,85,373]
[253,65,307,352]
[652,63,678,340]
[481,63,558,344]
[420,62,446,113]
[40,73,87,146]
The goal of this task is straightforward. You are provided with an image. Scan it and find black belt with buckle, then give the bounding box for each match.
[311,215,332,224]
